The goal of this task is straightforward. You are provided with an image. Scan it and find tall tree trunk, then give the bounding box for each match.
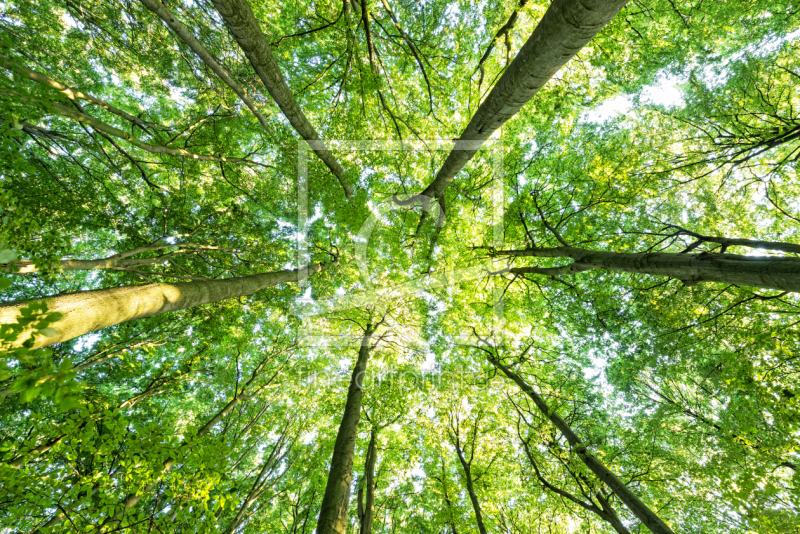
[418,0,628,202]
[211,0,352,200]
[454,443,488,534]
[488,357,675,534]
[0,263,326,350]
[357,429,377,534]
[8,256,160,274]
[499,245,800,293]
[316,324,378,534]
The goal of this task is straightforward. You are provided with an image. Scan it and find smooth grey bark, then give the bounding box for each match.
[138,0,274,138]
[488,358,675,534]
[497,245,800,293]
[211,0,352,200]
[357,429,377,534]
[0,263,325,350]
[316,324,378,534]
[418,0,628,202]
[7,256,165,274]
[666,225,800,255]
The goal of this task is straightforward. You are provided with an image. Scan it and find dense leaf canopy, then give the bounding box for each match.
[1,0,799,533]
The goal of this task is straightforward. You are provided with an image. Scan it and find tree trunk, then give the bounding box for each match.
[139,0,274,137]
[454,443,488,534]
[358,429,377,534]
[316,325,377,534]
[500,245,800,293]
[419,0,628,201]
[4,243,233,275]
[211,0,352,200]
[488,357,675,534]
[0,263,325,350]
[8,256,163,274]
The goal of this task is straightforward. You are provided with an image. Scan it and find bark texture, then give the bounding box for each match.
[419,0,629,201]
[6,243,230,275]
[211,0,352,199]
[0,264,324,350]
[9,256,169,275]
[500,246,800,293]
[489,358,675,534]
[316,325,377,534]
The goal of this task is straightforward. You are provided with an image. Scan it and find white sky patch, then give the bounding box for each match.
[641,72,687,108]
[421,352,436,371]
[73,332,102,352]
[583,69,688,123]
[169,86,191,107]
[582,94,632,123]
[301,429,317,444]
[409,465,426,492]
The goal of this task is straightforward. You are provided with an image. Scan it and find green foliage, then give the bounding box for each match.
[1,0,799,533]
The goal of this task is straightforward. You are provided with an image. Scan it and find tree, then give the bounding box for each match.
[316,319,383,534]
[0,262,327,350]
[2,0,800,533]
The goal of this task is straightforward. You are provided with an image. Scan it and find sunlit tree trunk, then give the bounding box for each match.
[139,0,274,135]
[4,243,231,275]
[0,263,326,350]
[316,324,379,534]
[418,0,629,201]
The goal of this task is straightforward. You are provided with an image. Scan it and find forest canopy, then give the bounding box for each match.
[1,0,799,533]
